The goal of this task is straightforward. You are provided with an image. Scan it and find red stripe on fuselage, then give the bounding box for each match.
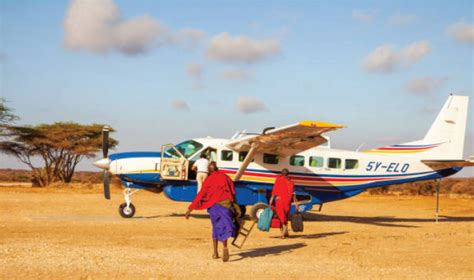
[220,169,392,182]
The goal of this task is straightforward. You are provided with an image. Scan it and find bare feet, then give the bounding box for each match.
[222,248,229,262]
[212,254,219,259]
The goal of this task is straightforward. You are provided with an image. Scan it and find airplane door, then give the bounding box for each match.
[160,144,189,181]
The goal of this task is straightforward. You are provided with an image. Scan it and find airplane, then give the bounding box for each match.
[93,94,473,228]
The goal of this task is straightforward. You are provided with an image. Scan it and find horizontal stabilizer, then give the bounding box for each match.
[422,156,474,169]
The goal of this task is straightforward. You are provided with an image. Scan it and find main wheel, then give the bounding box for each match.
[119,203,136,218]
[249,203,269,222]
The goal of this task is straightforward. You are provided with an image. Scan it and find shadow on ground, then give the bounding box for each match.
[134,213,210,220]
[230,242,307,262]
[270,231,347,240]
[303,212,474,228]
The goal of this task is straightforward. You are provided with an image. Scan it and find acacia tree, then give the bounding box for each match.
[0,98,19,134]
[0,122,118,186]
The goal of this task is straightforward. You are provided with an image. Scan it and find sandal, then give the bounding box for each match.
[222,248,229,262]
[212,254,219,259]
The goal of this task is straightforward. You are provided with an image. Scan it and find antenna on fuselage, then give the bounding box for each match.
[356,143,365,152]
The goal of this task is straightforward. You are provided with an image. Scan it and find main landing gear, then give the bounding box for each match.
[119,188,140,218]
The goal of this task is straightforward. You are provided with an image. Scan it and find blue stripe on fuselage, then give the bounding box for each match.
[220,167,437,178]
[121,167,461,191]
[109,151,161,160]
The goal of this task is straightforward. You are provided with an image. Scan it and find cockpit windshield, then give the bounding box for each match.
[165,140,203,159]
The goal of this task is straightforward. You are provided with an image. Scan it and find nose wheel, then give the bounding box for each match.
[119,186,140,218]
[119,202,136,218]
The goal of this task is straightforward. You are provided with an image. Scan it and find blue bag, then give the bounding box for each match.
[257,207,273,232]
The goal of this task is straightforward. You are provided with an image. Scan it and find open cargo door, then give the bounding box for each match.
[160,144,189,181]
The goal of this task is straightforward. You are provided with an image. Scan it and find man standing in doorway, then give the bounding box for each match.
[192,153,209,193]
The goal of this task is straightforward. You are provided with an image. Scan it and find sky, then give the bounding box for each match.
[0,0,473,177]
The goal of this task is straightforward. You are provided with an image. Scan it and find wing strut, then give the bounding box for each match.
[233,143,259,182]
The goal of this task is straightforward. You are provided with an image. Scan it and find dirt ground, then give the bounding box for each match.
[1,186,473,279]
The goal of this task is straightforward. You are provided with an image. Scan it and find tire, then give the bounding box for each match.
[119,202,136,218]
[249,203,269,222]
[239,205,247,218]
[290,213,304,232]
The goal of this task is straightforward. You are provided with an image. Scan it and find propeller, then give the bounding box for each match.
[102,126,109,158]
[102,126,110,200]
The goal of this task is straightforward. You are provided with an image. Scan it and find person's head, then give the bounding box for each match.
[281,168,289,177]
[200,153,207,159]
[209,161,218,172]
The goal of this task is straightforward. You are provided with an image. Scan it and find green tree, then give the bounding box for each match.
[0,122,118,186]
[0,98,19,134]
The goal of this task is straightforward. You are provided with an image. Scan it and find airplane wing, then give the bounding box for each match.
[226,121,345,156]
[422,158,474,170]
[227,121,345,181]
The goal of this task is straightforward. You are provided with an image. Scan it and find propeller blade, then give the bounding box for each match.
[104,169,110,200]
[102,126,109,158]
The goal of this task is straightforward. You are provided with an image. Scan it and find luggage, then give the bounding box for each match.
[290,213,304,232]
[257,207,273,232]
[270,217,281,228]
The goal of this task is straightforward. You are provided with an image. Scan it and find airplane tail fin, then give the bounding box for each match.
[366,95,469,160]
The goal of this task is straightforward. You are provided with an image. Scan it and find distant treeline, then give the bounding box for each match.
[367,177,474,196]
[0,168,102,184]
[1,168,472,196]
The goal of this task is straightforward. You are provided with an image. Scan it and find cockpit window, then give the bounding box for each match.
[165,140,203,159]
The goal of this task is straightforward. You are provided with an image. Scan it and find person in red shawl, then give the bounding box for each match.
[185,162,237,262]
[269,168,297,239]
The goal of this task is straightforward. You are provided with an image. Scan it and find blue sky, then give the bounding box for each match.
[1,0,473,176]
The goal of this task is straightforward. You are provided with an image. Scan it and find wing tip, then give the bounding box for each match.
[299,120,345,129]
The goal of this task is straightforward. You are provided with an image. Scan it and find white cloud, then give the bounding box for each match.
[362,44,398,73]
[64,0,205,55]
[400,41,432,62]
[186,63,205,90]
[206,32,280,63]
[446,21,474,46]
[171,100,190,111]
[114,16,167,55]
[362,41,431,73]
[403,76,448,95]
[219,69,253,81]
[186,63,203,79]
[236,96,267,114]
[388,14,417,26]
[352,9,376,23]
[169,28,206,47]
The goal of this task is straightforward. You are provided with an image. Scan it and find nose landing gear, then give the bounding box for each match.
[119,187,140,218]
[119,202,135,218]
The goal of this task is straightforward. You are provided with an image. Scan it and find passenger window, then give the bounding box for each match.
[263,153,279,164]
[328,158,342,169]
[221,150,233,161]
[309,156,324,167]
[345,159,359,169]
[238,151,254,162]
[290,155,305,166]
